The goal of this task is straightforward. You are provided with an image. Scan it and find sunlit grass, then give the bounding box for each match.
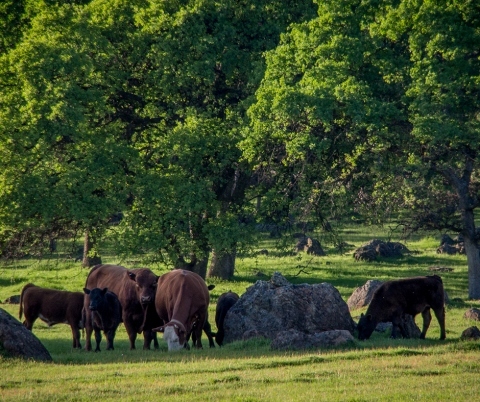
[1,227,479,401]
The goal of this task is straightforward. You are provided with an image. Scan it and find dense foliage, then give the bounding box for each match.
[0,0,479,291]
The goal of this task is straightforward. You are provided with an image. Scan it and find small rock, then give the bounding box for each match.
[461,326,480,341]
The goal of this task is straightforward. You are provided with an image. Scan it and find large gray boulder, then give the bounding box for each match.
[354,239,410,261]
[347,280,383,311]
[223,272,355,344]
[0,308,52,361]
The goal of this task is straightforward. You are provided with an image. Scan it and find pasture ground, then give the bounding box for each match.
[1,227,480,401]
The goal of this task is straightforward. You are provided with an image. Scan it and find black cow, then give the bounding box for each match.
[83,288,122,351]
[357,275,446,340]
[215,291,239,346]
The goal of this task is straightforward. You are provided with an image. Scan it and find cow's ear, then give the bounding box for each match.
[83,288,90,295]
[208,284,215,291]
[152,326,165,333]
[127,271,136,282]
[102,288,108,295]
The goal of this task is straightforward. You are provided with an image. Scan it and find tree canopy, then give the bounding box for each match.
[1,0,479,293]
[243,0,480,296]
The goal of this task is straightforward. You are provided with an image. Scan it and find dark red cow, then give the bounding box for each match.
[215,291,239,346]
[19,283,84,348]
[357,275,446,340]
[83,264,159,350]
[153,269,210,351]
[83,287,122,352]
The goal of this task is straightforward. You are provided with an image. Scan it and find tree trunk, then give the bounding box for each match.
[465,236,480,299]
[207,250,236,280]
[461,208,480,299]
[438,157,479,299]
[82,229,102,268]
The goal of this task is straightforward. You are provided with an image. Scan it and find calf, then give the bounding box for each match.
[215,291,239,346]
[357,275,446,340]
[19,283,84,348]
[83,288,122,351]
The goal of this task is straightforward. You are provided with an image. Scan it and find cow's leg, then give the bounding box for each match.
[22,308,37,330]
[84,303,94,351]
[390,315,402,339]
[192,321,204,349]
[203,319,216,348]
[105,329,115,350]
[432,305,446,340]
[142,329,158,350]
[123,319,137,350]
[94,327,102,352]
[420,308,432,339]
[71,325,81,349]
[397,314,410,338]
[152,332,159,349]
[23,318,35,331]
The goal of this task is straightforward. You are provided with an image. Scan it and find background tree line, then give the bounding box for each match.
[1,0,479,296]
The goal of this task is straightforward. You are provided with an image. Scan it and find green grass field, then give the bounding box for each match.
[2,228,480,401]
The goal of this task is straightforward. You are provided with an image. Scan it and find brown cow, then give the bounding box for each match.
[357,275,446,340]
[215,291,239,346]
[83,264,160,351]
[19,283,84,348]
[153,269,210,351]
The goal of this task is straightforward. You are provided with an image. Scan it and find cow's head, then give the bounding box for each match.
[84,287,108,311]
[127,269,158,305]
[153,320,186,351]
[357,313,376,340]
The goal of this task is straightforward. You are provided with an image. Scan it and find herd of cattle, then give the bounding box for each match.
[19,264,239,351]
[18,264,446,351]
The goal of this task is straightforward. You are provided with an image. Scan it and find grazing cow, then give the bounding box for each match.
[215,291,239,346]
[153,269,210,351]
[84,264,160,351]
[83,288,122,351]
[19,283,84,348]
[357,275,446,340]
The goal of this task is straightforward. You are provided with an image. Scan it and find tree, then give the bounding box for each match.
[108,0,318,278]
[243,0,480,296]
[242,0,408,237]
[0,0,317,276]
[0,2,136,262]
[376,0,480,297]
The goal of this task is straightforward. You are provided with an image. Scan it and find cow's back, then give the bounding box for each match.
[21,285,83,325]
[370,275,444,318]
[156,270,209,321]
[85,264,129,298]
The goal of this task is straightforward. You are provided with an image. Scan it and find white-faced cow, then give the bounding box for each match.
[19,283,84,348]
[215,291,239,346]
[83,264,160,351]
[357,275,446,340]
[83,287,122,352]
[153,269,210,351]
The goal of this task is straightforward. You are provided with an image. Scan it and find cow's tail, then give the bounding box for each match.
[19,283,36,320]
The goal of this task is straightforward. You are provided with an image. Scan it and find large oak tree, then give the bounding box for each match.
[244,0,480,296]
